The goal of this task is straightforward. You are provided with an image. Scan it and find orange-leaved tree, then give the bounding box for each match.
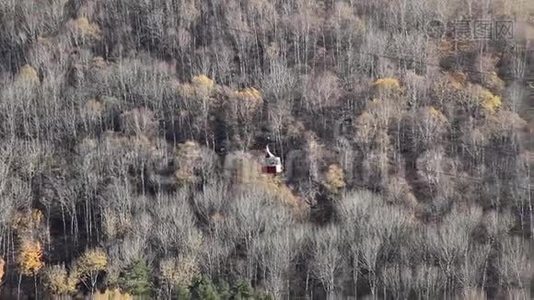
[17,239,44,298]
[17,239,44,276]
[12,209,46,297]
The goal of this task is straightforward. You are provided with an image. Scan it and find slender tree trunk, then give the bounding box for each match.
[305,269,310,296]
[61,205,68,260]
[17,273,21,300]
[352,255,359,298]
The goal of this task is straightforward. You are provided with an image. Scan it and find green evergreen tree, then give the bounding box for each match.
[118,260,153,296]
[190,277,222,300]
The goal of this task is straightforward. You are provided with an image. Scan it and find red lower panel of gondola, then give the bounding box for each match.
[262,166,278,174]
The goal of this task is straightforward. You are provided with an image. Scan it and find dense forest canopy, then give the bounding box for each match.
[0,0,533,298]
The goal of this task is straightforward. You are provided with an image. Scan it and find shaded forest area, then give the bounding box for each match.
[0,0,534,298]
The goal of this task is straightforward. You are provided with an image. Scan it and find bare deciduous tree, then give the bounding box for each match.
[309,225,343,300]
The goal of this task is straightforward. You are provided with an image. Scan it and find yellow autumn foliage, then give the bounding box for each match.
[479,89,502,114]
[253,174,309,219]
[77,248,108,275]
[43,264,78,295]
[93,288,133,300]
[324,164,345,193]
[428,107,448,123]
[179,74,215,98]
[177,140,201,158]
[483,71,505,94]
[17,64,39,83]
[11,209,44,233]
[236,87,262,101]
[372,77,401,90]
[233,87,263,122]
[17,239,44,276]
[71,17,101,39]
[192,74,215,91]
[91,56,108,69]
[84,99,104,117]
[192,74,214,87]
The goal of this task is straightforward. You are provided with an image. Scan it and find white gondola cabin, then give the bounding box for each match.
[262,145,282,175]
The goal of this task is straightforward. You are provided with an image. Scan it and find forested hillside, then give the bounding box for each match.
[0,0,533,299]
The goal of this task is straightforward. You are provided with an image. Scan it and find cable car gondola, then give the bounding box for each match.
[262,145,282,175]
